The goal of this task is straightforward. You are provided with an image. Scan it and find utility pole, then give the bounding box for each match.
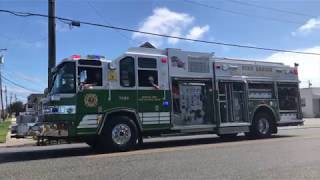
[5,86,8,111]
[0,71,3,121]
[0,51,5,121]
[9,93,12,108]
[48,0,56,90]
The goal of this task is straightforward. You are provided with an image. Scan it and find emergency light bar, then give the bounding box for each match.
[87,55,106,60]
[71,55,81,60]
[70,55,106,61]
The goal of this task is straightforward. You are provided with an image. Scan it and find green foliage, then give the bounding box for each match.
[0,120,11,143]
[7,101,24,116]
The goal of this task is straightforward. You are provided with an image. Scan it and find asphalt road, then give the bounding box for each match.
[0,126,320,180]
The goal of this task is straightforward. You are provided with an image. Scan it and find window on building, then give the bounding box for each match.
[120,57,135,87]
[277,83,299,110]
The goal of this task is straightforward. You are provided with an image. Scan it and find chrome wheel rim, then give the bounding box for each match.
[258,118,269,135]
[111,124,131,145]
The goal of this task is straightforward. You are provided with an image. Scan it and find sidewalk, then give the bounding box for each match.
[303,118,320,126]
[0,118,36,148]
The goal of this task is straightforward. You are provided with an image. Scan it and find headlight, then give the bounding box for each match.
[59,105,76,114]
[44,105,76,114]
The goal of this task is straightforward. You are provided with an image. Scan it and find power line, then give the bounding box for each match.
[1,70,46,87]
[183,0,303,25]
[227,0,314,18]
[1,74,41,93]
[1,9,320,56]
[86,0,143,45]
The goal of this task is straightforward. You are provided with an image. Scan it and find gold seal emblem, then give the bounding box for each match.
[84,94,98,107]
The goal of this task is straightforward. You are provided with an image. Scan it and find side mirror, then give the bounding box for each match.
[79,70,87,83]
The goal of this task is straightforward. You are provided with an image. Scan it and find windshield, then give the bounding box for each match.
[50,62,76,94]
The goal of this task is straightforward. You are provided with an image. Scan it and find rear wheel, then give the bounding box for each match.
[99,116,138,152]
[251,112,273,138]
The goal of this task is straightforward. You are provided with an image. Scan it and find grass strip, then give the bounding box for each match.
[0,120,11,143]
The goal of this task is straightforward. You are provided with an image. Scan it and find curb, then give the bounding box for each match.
[0,142,35,148]
[0,118,36,148]
[6,124,12,142]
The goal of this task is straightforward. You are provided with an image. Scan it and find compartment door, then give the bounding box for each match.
[172,79,214,126]
[218,81,247,125]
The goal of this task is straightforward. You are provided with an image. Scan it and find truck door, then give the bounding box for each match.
[136,56,170,128]
[218,81,247,125]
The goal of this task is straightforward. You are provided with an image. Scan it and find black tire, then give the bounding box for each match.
[86,139,97,148]
[244,132,254,139]
[217,133,238,139]
[99,116,138,152]
[251,112,273,138]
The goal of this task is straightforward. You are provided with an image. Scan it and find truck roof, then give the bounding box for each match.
[126,47,293,68]
[214,57,289,68]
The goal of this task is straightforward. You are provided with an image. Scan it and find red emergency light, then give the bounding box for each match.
[71,55,81,60]
[161,57,168,63]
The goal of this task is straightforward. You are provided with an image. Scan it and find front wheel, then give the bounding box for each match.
[99,116,138,152]
[251,112,273,138]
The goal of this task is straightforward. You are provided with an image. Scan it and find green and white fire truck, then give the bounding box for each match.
[40,46,303,151]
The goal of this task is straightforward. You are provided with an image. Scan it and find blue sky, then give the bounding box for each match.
[0,0,320,102]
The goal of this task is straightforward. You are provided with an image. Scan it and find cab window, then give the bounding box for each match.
[78,67,102,86]
[138,57,158,87]
[120,57,135,87]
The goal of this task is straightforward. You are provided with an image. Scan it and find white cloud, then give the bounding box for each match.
[299,18,320,32]
[132,7,209,47]
[186,25,210,39]
[292,17,320,36]
[264,46,320,87]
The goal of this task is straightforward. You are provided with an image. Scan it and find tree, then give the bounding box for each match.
[7,101,24,116]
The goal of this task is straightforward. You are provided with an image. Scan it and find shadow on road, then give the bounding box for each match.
[0,134,295,164]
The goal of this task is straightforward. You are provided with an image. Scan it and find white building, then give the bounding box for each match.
[300,88,320,118]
